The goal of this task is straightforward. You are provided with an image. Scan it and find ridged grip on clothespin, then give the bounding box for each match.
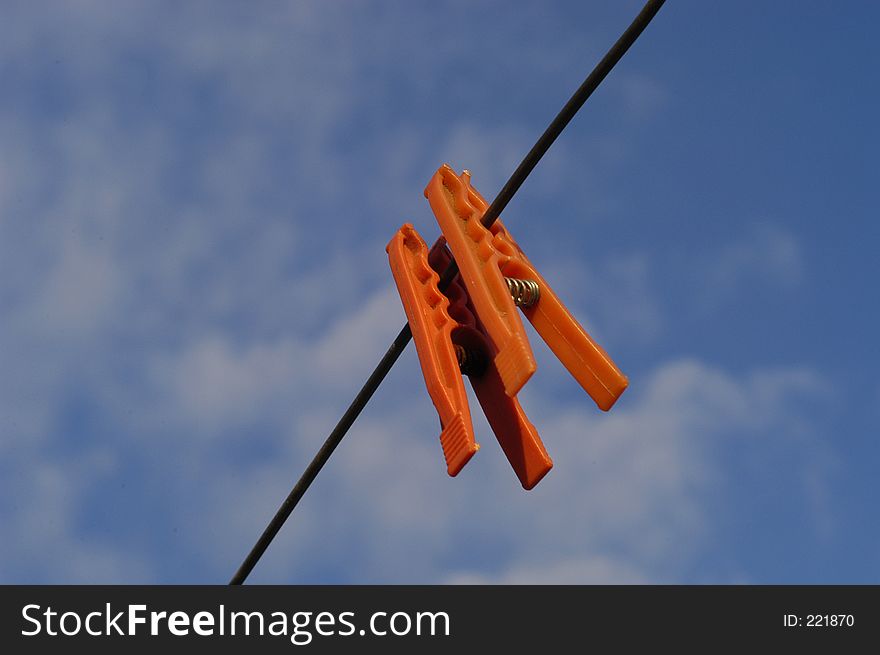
[386,225,479,476]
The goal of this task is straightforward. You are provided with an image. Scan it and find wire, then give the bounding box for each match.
[229,0,666,585]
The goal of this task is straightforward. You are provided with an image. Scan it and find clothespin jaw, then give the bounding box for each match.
[425,164,628,411]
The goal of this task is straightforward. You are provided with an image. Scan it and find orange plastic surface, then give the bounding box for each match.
[427,164,628,411]
[387,225,479,476]
[429,240,552,489]
[490,224,629,410]
[425,166,537,398]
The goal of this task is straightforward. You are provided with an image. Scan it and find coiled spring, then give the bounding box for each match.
[505,277,541,308]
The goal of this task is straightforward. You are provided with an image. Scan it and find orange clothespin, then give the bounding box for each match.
[386,164,627,489]
[387,226,552,488]
[386,225,480,477]
[425,164,628,410]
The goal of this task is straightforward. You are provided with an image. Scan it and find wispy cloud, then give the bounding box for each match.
[701,223,804,305]
[179,354,829,584]
[539,252,663,347]
[615,73,671,121]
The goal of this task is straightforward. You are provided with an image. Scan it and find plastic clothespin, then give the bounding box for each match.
[387,226,552,488]
[425,164,628,411]
[386,164,628,489]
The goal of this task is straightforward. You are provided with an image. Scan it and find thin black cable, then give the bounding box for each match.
[229,0,666,585]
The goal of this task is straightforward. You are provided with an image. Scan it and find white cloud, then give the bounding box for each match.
[146,283,404,437]
[153,335,302,432]
[703,223,803,304]
[29,233,122,337]
[191,356,829,584]
[446,556,648,585]
[310,286,405,387]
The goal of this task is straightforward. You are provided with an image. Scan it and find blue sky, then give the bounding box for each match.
[1,1,877,583]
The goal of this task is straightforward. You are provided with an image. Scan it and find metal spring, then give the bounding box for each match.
[505,277,541,308]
